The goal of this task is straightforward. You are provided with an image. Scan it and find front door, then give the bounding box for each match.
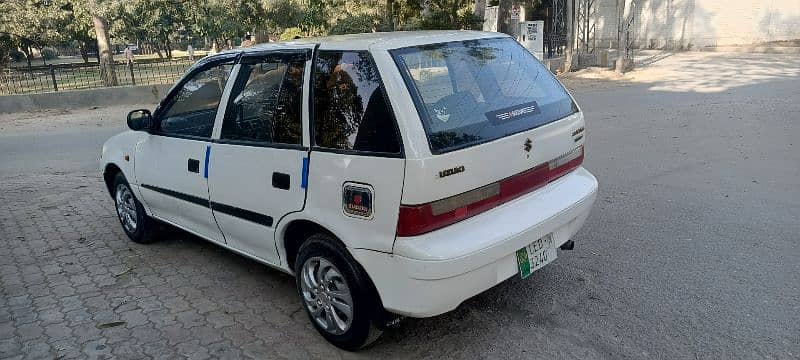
[135,57,236,243]
[207,48,312,264]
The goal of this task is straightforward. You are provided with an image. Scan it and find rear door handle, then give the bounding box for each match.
[272,172,290,190]
[187,158,200,173]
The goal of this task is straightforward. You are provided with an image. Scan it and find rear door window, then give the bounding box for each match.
[221,58,305,145]
[392,37,577,153]
[312,51,401,155]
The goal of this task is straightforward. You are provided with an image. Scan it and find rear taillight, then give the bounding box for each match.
[396,146,584,237]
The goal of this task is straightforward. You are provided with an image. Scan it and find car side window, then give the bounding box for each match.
[313,51,401,154]
[221,59,304,145]
[158,63,233,138]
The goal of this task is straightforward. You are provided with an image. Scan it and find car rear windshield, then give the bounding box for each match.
[391,37,577,153]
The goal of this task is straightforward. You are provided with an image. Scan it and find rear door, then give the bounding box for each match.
[206,47,312,264]
[303,50,406,253]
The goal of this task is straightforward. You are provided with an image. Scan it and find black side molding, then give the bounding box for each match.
[141,184,207,207]
[140,184,273,227]
[210,202,273,227]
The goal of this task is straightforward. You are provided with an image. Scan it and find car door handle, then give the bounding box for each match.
[187,158,200,173]
[272,172,290,190]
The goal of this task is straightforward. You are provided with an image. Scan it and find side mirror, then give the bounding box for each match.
[127,109,152,131]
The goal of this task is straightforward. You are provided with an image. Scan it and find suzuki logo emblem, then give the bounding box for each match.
[524,138,532,152]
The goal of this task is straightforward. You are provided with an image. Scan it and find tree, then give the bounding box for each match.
[60,1,96,63]
[88,0,118,86]
[113,0,187,58]
[473,0,486,23]
[0,0,75,67]
[187,0,264,51]
[496,0,512,35]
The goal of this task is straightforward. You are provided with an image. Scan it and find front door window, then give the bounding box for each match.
[158,63,234,138]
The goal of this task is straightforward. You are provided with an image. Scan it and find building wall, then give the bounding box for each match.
[588,0,800,49]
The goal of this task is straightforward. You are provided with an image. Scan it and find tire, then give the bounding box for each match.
[112,173,159,244]
[294,234,383,351]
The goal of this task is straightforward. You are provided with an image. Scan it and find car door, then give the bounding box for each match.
[303,50,406,253]
[206,47,312,264]
[135,55,237,243]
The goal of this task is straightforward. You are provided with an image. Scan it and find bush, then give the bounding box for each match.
[280,27,304,41]
[9,50,25,62]
[328,14,379,35]
[41,48,58,60]
[398,9,483,31]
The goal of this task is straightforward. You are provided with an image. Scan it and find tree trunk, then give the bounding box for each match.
[165,39,172,59]
[497,0,513,35]
[23,45,32,69]
[39,46,47,66]
[80,42,89,63]
[89,5,118,87]
[564,0,575,72]
[473,0,486,22]
[385,0,395,31]
[615,0,629,73]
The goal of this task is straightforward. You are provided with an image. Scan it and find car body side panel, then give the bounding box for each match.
[302,151,405,253]
[100,130,151,213]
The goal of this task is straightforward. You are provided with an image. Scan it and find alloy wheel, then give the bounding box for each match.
[299,256,354,335]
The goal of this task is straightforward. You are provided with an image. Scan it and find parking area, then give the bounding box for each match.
[1,51,798,359]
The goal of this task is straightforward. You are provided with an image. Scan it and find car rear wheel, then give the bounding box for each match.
[113,173,159,244]
[295,234,382,351]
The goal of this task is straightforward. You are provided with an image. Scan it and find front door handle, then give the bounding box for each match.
[272,172,290,190]
[187,158,200,173]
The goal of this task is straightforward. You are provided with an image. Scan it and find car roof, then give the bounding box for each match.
[215,31,509,56]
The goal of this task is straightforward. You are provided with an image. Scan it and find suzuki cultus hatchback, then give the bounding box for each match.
[101,31,598,350]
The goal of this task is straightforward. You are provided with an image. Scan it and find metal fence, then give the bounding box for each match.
[0,58,196,95]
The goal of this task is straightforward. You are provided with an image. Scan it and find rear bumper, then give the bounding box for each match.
[351,167,598,317]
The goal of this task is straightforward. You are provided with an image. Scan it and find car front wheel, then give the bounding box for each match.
[113,173,158,244]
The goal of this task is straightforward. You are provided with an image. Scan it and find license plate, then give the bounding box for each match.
[516,233,557,279]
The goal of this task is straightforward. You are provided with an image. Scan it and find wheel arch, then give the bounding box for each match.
[278,218,342,272]
[277,216,391,323]
[103,162,124,196]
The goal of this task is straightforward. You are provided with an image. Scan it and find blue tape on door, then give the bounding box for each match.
[203,145,211,178]
[301,157,309,189]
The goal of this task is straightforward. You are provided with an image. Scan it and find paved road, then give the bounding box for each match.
[0,127,123,176]
[0,52,798,359]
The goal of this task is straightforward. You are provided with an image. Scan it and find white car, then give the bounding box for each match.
[101,31,597,350]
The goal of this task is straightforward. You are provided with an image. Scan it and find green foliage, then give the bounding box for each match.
[0,0,491,69]
[280,28,304,41]
[394,0,482,31]
[328,13,380,35]
[399,9,482,31]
